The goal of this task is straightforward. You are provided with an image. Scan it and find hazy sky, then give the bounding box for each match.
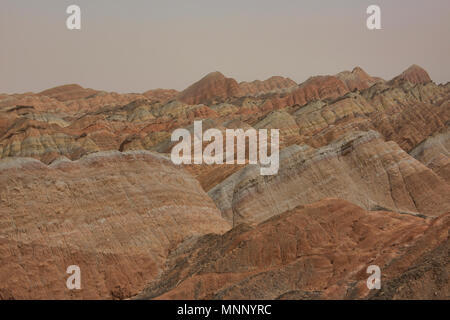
[1,0,449,93]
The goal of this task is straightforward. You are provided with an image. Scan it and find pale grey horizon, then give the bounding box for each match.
[1,0,449,94]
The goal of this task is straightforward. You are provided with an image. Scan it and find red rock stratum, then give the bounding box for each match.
[0,64,448,300]
[0,151,229,299]
[135,199,448,300]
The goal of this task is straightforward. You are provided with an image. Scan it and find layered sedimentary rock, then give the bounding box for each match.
[209,130,450,226]
[38,84,98,102]
[0,117,124,164]
[239,76,297,96]
[253,110,299,145]
[291,92,377,147]
[1,65,447,168]
[261,75,350,111]
[64,92,147,113]
[362,81,449,152]
[0,151,229,299]
[178,72,243,105]
[390,64,432,85]
[368,211,450,300]
[143,89,179,103]
[335,67,383,91]
[0,65,448,191]
[0,93,69,113]
[135,199,446,300]
[0,90,146,115]
[410,126,450,182]
[1,64,449,300]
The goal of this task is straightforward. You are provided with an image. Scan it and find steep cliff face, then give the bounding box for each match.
[0,151,229,299]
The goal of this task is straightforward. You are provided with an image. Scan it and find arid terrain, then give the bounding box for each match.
[0,65,449,299]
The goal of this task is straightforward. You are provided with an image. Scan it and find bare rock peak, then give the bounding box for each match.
[178,71,242,105]
[38,83,98,102]
[393,64,432,84]
[351,66,369,75]
[204,71,227,79]
[39,83,85,94]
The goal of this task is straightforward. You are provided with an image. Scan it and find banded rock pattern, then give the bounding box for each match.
[209,130,450,226]
[136,199,448,300]
[0,64,449,300]
[0,151,229,299]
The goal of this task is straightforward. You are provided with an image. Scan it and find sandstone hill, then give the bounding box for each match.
[0,64,449,300]
[239,76,298,96]
[0,151,229,299]
[135,199,449,300]
[390,64,432,85]
[38,84,99,102]
[178,72,243,105]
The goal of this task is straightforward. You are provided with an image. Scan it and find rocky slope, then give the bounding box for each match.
[368,211,449,300]
[135,199,447,300]
[410,126,450,183]
[38,84,99,102]
[143,89,179,103]
[1,65,448,169]
[390,64,432,85]
[0,64,449,300]
[178,72,243,105]
[0,151,229,299]
[336,67,384,91]
[239,76,297,96]
[209,130,450,226]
